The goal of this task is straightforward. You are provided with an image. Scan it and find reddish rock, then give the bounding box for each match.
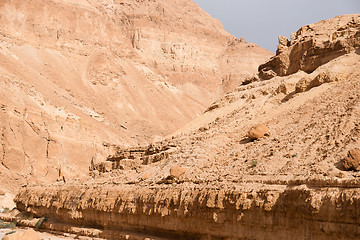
[343,149,360,171]
[170,166,186,178]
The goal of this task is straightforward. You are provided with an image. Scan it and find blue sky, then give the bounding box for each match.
[193,0,359,52]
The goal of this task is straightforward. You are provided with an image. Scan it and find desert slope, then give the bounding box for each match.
[0,0,271,190]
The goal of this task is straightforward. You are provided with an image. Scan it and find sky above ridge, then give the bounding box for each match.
[193,0,360,53]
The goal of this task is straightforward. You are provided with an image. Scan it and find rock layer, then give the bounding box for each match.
[15,181,360,240]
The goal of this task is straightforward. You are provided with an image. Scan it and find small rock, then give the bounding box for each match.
[0,193,16,210]
[199,126,209,132]
[141,172,152,181]
[337,172,345,178]
[342,148,360,171]
[259,69,277,80]
[242,75,259,85]
[295,76,311,93]
[275,83,288,94]
[296,71,338,93]
[278,36,289,46]
[324,168,337,177]
[0,190,5,195]
[248,124,270,139]
[170,165,186,178]
[277,36,290,54]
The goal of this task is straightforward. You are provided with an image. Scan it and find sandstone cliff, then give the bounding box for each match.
[13,15,360,240]
[0,0,271,191]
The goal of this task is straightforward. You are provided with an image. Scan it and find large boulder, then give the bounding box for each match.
[343,149,360,171]
[248,124,270,140]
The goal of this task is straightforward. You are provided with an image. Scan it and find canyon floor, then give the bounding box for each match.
[0,0,360,240]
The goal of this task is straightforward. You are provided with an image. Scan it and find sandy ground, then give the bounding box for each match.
[0,228,78,240]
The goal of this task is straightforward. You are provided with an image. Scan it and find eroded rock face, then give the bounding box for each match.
[90,142,177,173]
[259,15,360,79]
[14,183,360,240]
[0,0,271,190]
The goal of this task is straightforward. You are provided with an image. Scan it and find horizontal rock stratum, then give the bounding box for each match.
[15,181,360,240]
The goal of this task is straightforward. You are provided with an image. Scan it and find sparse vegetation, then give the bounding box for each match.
[0,220,16,229]
[35,217,47,229]
[251,160,258,168]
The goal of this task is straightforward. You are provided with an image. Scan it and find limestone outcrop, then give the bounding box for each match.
[14,181,360,240]
[91,142,177,173]
[259,15,360,79]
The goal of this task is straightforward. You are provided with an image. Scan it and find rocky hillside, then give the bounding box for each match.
[12,15,360,240]
[0,0,271,191]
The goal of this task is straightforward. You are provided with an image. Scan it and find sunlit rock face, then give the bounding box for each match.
[0,0,271,190]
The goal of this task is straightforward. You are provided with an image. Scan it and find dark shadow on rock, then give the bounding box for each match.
[355,47,360,55]
[334,160,346,171]
[240,138,254,144]
[281,91,297,103]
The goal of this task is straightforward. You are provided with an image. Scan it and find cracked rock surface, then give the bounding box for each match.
[0,0,271,191]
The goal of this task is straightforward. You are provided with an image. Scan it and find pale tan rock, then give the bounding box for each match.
[248,124,270,139]
[170,166,186,178]
[278,36,289,46]
[343,149,360,171]
[275,83,288,94]
[259,68,277,80]
[140,172,152,181]
[276,36,289,54]
[0,193,16,210]
[295,70,339,93]
[259,15,360,79]
[3,229,41,240]
[295,76,312,93]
